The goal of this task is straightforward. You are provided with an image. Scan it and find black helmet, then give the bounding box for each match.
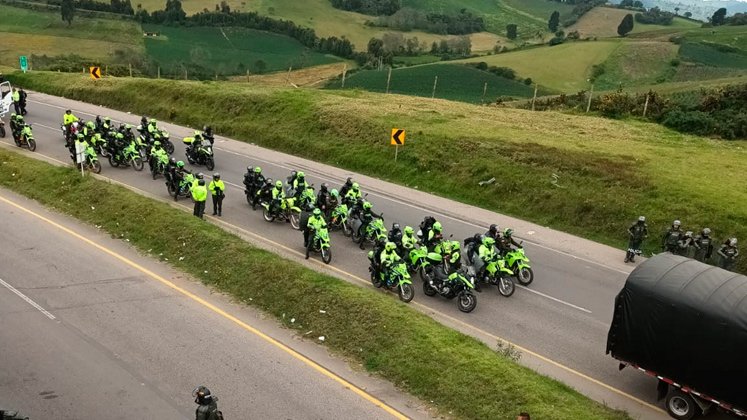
[247,166,253,173]
[192,386,213,404]
[489,224,498,234]
[204,125,211,132]
[346,177,353,184]
[265,178,273,185]
[198,179,206,186]
[392,223,401,231]
[320,183,328,192]
[170,157,177,165]
[197,172,204,180]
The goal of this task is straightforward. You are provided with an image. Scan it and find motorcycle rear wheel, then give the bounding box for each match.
[205,157,215,171]
[498,277,515,297]
[398,283,415,303]
[108,155,119,168]
[164,140,175,155]
[0,125,5,138]
[342,221,352,237]
[370,270,383,288]
[457,292,477,313]
[516,266,534,286]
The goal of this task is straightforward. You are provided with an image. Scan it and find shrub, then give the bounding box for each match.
[661,110,715,135]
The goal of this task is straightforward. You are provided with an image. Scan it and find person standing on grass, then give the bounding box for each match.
[192,179,208,219]
[693,228,714,263]
[209,173,225,217]
[717,238,739,271]
[625,216,648,263]
[662,220,683,253]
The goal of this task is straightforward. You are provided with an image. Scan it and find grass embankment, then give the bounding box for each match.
[11,72,747,274]
[0,148,628,420]
[326,64,537,102]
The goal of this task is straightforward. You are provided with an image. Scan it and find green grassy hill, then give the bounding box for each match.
[325,64,537,102]
[142,24,341,76]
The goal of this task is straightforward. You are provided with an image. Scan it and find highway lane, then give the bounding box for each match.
[3,91,673,418]
[0,189,427,419]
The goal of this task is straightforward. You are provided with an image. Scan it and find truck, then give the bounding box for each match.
[606,253,747,419]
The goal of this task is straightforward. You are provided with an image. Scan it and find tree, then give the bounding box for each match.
[674,7,679,15]
[684,11,692,18]
[617,13,634,37]
[506,23,517,40]
[253,59,267,74]
[367,37,384,56]
[219,0,230,13]
[711,7,727,26]
[619,0,633,7]
[61,0,75,25]
[548,11,560,32]
[633,1,643,7]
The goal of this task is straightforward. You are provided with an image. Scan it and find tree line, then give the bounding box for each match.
[547,0,606,26]
[330,0,400,16]
[372,7,486,35]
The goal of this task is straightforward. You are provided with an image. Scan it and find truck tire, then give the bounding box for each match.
[666,388,699,420]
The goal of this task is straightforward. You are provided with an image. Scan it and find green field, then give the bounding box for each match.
[0,4,143,67]
[11,71,747,275]
[142,24,342,75]
[570,7,700,39]
[326,64,536,102]
[678,42,747,69]
[455,41,620,92]
[594,41,679,90]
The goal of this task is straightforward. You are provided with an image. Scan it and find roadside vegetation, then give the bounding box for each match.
[0,148,630,420]
[10,71,747,274]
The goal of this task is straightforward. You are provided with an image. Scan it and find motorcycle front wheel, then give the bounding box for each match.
[398,283,415,303]
[91,160,102,174]
[342,221,352,237]
[132,157,144,171]
[164,140,174,154]
[498,277,515,297]
[290,212,300,230]
[108,154,119,167]
[457,292,477,313]
[0,125,5,138]
[422,280,437,297]
[263,207,275,222]
[370,270,383,288]
[516,266,534,286]
[27,138,36,152]
[321,248,332,264]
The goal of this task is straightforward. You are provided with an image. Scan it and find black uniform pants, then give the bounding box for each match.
[212,194,224,215]
[194,200,206,218]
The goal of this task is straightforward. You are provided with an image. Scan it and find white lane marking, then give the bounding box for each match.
[25,100,622,308]
[0,277,56,320]
[518,285,592,314]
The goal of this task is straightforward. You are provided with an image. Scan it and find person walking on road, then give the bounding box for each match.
[717,238,739,271]
[11,88,21,115]
[17,88,27,115]
[192,385,221,420]
[209,173,225,216]
[192,179,208,219]
[625,216,648,263]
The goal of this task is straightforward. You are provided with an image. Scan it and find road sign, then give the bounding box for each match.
[19,56,28,73]
[89,66,101,80]
[391,128,405,146]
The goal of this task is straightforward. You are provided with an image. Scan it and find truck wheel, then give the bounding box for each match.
[666,389,699,420]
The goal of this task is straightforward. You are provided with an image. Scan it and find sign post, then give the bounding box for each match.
[19,56,28,73]
[75,141,86,176]
[390,128,405,161]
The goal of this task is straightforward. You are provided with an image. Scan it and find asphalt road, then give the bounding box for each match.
[1,90,725,419]
[0,189,428,419]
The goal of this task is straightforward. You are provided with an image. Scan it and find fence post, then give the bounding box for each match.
[129,63,133,77]
[157,66,161,79]
[643,93,650,117]
[386,67,392,94]
[431,75,438,99]
[586,83,594,113]
[341,64,347,88]
[531,84,538,111]
[481,82,488,103]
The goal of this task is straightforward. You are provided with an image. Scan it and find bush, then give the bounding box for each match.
[549,36,565,46]
[670,58,680,67]
[596,90,635,118]
[661,110,716,135]
[488,66,516,80]
[524,78,533,86]
[590,63,605,81]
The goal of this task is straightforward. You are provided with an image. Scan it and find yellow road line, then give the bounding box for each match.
[0,195,408,420]
[0,143,666,415]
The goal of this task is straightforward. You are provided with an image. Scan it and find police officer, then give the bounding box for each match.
[192,179,208,219]
[693,228,714,263]
[208,173,225,216]
[192,385,220,420]
[717,238,739,271]
[662,220,683,253]
[625,216,648,263]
